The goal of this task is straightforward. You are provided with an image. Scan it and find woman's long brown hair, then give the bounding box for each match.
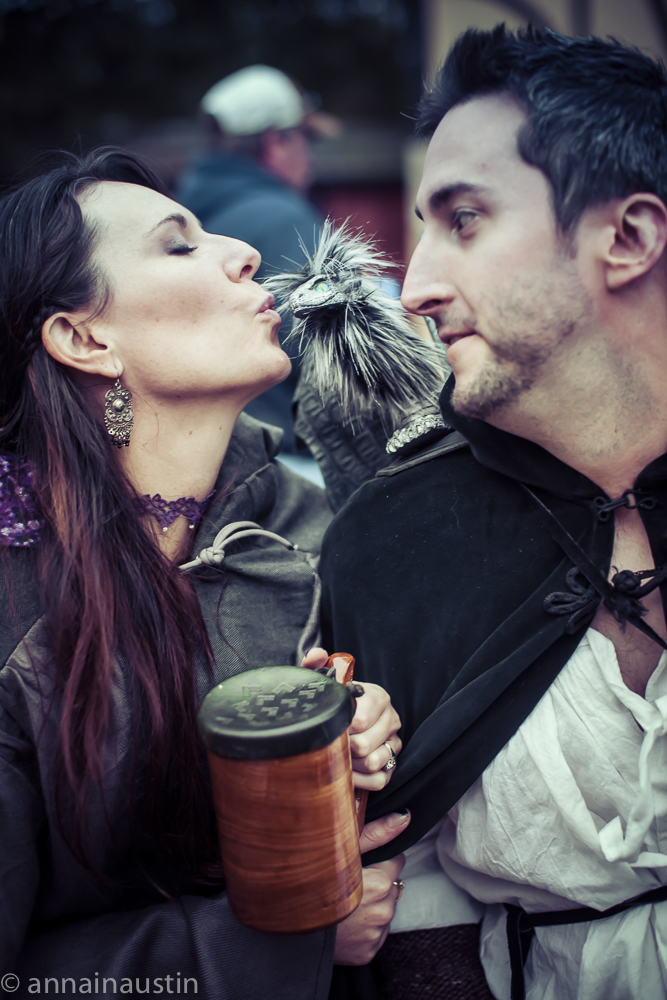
[0,150,219,884]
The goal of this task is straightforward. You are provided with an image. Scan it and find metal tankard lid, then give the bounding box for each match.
[198,666,355,760]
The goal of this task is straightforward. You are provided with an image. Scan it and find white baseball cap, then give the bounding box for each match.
[201,65,340,138]
[202,65,306,136]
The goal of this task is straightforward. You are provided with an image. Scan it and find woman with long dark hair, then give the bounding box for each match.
[0,149,407,996]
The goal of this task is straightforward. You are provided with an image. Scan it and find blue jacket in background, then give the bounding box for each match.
[177,153,322,452]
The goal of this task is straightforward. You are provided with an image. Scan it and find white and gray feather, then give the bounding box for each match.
[264,220,447,430]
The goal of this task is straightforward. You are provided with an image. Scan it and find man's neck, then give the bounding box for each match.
[489,392,667,499]
[497,410,667,499]
[488,369,667,498]
[526,420,667,498]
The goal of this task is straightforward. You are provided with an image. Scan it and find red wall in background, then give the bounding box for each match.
[311,182,405,275]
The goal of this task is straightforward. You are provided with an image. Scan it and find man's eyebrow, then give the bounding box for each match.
[415,182,489,220]
[147,213,190,236]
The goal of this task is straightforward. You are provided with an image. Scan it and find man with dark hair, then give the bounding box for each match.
[322,26,667,1000]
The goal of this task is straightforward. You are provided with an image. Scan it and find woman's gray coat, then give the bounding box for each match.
[0,414,335,999]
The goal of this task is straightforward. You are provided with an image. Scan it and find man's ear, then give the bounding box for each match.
[41,313,121,378]
[603,194,667,291]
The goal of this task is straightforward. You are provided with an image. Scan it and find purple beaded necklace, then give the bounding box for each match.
[133,490,216,532]
[0,451,217,546]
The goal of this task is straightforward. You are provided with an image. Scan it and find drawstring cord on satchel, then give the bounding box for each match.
[178,520,322,661]
[178,520,297,570]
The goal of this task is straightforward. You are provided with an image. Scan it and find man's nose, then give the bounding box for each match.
[401,241,455,316]
[222,238,262,281]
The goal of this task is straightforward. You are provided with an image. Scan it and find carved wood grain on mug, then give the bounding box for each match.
[208,730,363,935]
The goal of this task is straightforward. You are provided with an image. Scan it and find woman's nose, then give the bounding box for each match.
[222,239,262,281]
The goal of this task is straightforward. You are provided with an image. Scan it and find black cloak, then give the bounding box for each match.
[319,378,667,867]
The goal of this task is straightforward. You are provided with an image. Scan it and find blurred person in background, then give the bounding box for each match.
[178,65,337,457]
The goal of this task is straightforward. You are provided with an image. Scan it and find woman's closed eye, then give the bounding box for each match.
[167,243,198,256]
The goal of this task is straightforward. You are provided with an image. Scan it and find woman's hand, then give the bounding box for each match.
[334,811,410,966]
[302,647,402,790]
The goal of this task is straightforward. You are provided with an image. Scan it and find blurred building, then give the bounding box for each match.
[0,0,422,273]
[3,1,666,280]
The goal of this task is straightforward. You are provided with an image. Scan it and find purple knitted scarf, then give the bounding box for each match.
[0,453,43,548]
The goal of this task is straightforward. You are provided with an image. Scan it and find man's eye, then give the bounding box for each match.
[167,244,198,255]
[451,211,477,233]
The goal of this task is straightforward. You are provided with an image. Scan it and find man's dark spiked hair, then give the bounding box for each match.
[417,25,667,233]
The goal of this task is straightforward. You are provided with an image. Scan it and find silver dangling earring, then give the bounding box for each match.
[104,377,133,448]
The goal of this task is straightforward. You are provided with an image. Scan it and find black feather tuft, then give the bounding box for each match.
[264,220,447,430]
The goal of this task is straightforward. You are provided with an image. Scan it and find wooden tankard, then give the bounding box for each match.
[198,665,363,934]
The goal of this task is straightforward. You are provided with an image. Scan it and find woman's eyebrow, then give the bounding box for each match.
[147,213,189,236]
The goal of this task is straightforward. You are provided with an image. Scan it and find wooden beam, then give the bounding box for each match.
[569,0,590,37]
[646,0,667,55]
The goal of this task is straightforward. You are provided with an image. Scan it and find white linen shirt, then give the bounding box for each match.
[391,629,667,1000]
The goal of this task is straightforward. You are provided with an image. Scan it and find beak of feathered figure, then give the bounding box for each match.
[263,220,450,443]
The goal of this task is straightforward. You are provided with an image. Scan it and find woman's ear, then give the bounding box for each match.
[603,193,667,291]
[42,313,121,378]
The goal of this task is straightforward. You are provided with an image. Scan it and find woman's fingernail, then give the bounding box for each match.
[399,807,410,817]
[388,809,410,826]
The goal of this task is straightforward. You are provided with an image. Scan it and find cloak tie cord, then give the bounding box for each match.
[522,485,667,647]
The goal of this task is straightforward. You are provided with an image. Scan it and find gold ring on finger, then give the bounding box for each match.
[393,879,405,901]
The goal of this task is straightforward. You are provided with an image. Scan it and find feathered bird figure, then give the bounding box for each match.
[264,220,449,446]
